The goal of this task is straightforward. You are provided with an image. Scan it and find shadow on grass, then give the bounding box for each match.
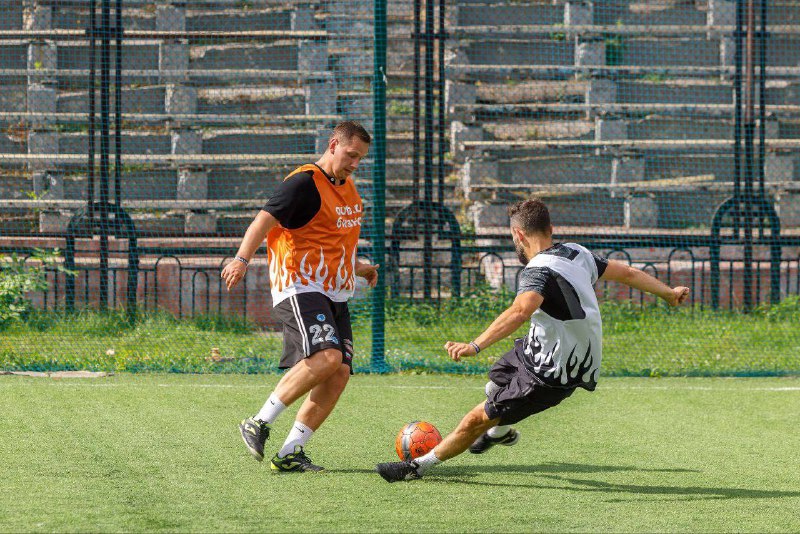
[332,462,693,477]
[427,463,800,501]
[341,462,800,502]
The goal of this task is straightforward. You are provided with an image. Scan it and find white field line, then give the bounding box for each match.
[1,380,799,392]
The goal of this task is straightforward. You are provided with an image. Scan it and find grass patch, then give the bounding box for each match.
[1,374,799,532]
[1,293,799,376]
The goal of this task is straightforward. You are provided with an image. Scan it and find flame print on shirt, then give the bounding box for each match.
[266,163,362,306]
[268,249,296,292]
[520,324,599,389]
[291,245,355,292]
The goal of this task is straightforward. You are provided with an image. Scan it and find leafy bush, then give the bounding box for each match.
[0,249,73,326]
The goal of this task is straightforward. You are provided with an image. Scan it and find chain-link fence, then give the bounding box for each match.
[1,0,799,376]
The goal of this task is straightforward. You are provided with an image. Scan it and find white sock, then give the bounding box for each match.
[413,449,442,475]
[254,393,286,424]
[487,425,512,438]
[278,421,314,458]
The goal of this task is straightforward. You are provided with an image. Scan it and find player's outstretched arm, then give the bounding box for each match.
[601,259,690,306]
[444,291,543,361]
[221,210,279,291]
[354,260,380,288]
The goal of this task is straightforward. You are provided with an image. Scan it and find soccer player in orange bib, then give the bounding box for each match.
[221,121,378,473]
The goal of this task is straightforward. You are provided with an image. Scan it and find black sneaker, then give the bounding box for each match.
[468,428,520,454]
[375,460,422,483]
[239,417,270,461]
[270,446,325,473]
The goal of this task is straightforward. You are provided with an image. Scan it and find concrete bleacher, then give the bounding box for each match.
[447,0,800,231]
[0,0,391,234]
[3,0,800,239]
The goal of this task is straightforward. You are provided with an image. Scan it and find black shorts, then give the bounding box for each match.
[272,292,354,373]
[484,338,575,425]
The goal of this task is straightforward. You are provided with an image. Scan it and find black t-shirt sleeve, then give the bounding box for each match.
[517,265,587,321]
[262,171,321,229]
[590,250,608,279]
[517,266,554,296]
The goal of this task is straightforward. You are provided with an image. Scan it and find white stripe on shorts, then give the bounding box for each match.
[289,295,310,355]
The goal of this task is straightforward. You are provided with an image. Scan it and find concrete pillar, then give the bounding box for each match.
[165,84,197,116]
[158,4,188,81]
[26,1,60,233]
[611,157,645,185]
[624,194,658,228]
[342,95,372,131]
[459,158,499,196]
[595,118,628,141]
[444,47,469,68]
[445,80,477,114]
[298,6,331,121]
[185,211,217,234]
[765,153,795,183]
[710,0,736,75]
[157,5,205,213]
[177,169,208,200]
[33,170,63,199]
[575,38,605,67]
[777,192,800,227]
[763,118,780,139]
[298,40,328,72]
[305,78,337,116]
[159,43,189,81]
[719,37,736,69]
[156,4,185,33]
[24,3,51,31]
[564,1,593,27]
[39,210,71,233]
[708,0,736,28]
[171,130,202,155]
[27,40,56,76]
[27,131,58,172]
[27,83,56,126]
[316,129,332,154]
[451,121,484,161]
[468,201,510,230]
[586,79,617,108]
[291,6,315,31]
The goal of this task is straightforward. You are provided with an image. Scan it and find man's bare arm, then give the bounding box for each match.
[601,260,689,306]
[221,210,279,291]
[444,291,543,361]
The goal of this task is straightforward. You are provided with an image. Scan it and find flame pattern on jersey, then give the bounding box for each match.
[266,164,363,306]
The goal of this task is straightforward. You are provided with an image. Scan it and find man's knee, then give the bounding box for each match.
[485,380,500,398]
[460,403,492,430]
[328,363,351,389]
[309,348,343,374]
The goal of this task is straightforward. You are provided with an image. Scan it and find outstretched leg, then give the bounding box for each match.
[376,402,500,482]
[432,402,499,461]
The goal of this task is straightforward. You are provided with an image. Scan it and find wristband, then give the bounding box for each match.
[469,341,481,354]
[234,256,249,266]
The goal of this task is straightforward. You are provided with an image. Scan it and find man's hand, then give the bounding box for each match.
[355,261,380,288]
[444,341,477,362]
[665,286,690,307]
[221,260,247,291]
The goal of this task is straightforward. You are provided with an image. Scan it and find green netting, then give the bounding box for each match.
[0,0,798,376]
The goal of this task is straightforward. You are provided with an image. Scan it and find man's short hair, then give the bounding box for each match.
[331,121,371,145]
[508,198,551,235]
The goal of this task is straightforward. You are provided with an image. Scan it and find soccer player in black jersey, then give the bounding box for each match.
[377,198,689,482]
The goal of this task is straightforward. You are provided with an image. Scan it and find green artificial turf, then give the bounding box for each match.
[2,374,799,532]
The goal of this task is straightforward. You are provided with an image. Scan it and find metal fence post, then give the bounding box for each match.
[371,0,388,372]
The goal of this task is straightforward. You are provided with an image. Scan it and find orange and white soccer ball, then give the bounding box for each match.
[395,421,443,461]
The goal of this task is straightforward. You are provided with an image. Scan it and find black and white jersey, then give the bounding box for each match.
[517,243,608,391]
